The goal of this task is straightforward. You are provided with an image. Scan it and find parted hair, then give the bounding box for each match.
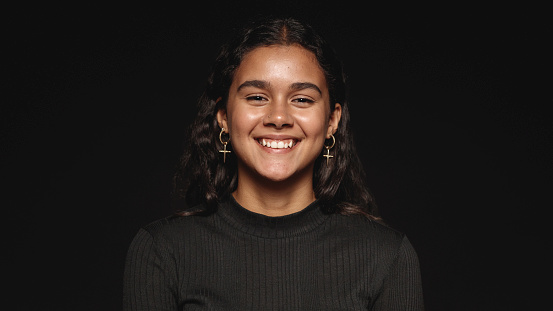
[173,17,379,219]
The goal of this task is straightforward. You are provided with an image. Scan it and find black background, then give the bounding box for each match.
[3,3,551,310]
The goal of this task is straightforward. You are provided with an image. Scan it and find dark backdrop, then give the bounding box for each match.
[3,3,550,310]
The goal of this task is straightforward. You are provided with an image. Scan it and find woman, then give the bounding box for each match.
[124,17,424,310]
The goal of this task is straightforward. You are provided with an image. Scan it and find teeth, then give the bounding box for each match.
[259,139,295,149]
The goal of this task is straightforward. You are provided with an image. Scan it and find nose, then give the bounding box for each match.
[263,100,294,128]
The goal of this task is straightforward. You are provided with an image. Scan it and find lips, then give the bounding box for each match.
[257,138,297,149]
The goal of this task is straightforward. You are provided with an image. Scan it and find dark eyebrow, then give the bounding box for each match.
[237,80,322,95]
[237,80,270,92]
[289,82,322,95]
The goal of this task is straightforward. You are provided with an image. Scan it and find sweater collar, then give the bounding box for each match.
[217,195,329,239]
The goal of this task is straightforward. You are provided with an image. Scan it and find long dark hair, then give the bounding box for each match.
[173,17,379,220]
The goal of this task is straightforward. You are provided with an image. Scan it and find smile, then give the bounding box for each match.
[257,138,297,149]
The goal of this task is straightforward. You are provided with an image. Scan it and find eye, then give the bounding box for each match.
[246,95,267,101]
[292,97,315,104]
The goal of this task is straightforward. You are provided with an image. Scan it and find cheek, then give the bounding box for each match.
[227,107,262,138]
[296,108,329,136]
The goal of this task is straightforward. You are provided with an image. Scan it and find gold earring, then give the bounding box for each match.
[323,134,335,165]
[219,128,231,163]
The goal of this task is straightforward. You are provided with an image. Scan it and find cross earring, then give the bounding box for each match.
[219,128,231,163]
[323,134,335,165]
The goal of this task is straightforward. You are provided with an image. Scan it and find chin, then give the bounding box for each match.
[238,158,313,184]
[256,162,314,184]
[258,168,295,183]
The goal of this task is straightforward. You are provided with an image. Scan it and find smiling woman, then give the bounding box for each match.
[218,44,341,213]
[123,17,425,310]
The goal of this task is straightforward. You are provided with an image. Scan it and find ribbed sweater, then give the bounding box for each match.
[123,197,424,310]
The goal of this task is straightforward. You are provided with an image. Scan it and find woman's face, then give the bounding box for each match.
[218,44,341,185]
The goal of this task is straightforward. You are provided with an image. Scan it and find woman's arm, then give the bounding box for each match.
[372,236,425,310]
[123,228,178,311]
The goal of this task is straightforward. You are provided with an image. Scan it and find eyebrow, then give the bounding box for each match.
[289,82,322,95]
[236,80,322,95]
[237,80,270,92]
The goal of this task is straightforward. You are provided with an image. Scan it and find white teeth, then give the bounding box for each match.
[258,139,295,149]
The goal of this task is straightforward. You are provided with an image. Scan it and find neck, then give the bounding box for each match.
[232,173,316,217]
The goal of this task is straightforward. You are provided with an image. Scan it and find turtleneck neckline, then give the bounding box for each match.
[217,195,330,239]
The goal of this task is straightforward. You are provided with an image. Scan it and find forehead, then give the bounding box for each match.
[233,44,327,88]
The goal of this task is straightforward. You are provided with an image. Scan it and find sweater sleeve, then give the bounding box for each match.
[372,236,425,311]
[123,228,178,311]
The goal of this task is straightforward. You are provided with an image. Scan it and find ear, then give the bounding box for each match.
[216,108,228,131]
[327,103,342,138]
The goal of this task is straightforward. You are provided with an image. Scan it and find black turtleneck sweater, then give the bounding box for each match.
[123,198,424,310]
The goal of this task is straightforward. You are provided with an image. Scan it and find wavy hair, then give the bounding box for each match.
[173,17,379,220]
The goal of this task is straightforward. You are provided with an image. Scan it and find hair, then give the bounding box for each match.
[173,17,380,220]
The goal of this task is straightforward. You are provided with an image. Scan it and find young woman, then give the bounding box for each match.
[124,17,424,310]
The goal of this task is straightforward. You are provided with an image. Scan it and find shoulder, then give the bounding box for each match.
[141,210,212,239]
[126,209,215,258]
[327,213,420,267]
[326,212,408,251]
[328,212,403,236]
[128,204,213,245]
